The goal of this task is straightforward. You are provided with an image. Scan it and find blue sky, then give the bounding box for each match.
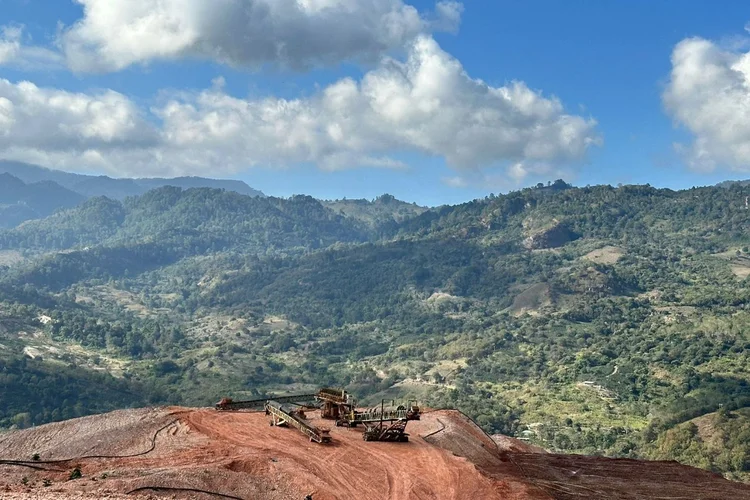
[1,1,750,206]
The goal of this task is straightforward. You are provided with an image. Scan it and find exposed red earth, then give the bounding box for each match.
[0,406,748,500]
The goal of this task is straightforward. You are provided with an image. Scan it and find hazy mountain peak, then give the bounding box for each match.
[0,160,265,201]
[0,171,85,228]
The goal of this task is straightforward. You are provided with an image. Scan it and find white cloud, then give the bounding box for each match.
[0,24,64,70]
[442,175,468,188]
[432,1,463,33]
[0,78,157,162]
[441,162,575,191]
[0,36,599,183]
[61,0,463,72]
[664,36,750,172]
[0,26,22,65]
[152,35,599,178]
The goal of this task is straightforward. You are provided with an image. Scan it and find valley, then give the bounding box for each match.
[1,176,750,483]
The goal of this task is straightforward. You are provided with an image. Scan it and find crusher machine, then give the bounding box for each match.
[265,400,332,444]
[336,400,421,428]
[316,387,354,420]
[362,419,409,442]
[338,400,413,442]
[214,388,420,445]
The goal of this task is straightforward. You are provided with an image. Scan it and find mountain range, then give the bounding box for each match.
[1,176,750,483]
[0,161,266,228]
[0,173,85,229]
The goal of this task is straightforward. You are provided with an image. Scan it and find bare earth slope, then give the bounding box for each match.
[0,407,748,500]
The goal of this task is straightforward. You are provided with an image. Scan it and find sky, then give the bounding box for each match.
[1,1,750,206]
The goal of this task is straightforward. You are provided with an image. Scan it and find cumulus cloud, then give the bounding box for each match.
[153,36,598,175]
[431,1,463,33]
[0,36,599,182]
[0,78,157,167]
[61,0,463,72]
[664,36,750,171]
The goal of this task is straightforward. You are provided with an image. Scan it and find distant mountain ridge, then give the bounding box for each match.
[0,173,85,228]
[0,161,265,200]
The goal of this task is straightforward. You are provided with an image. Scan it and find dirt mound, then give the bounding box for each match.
[502,453,750,500]
[420,410,504,467]
[0,407,748,500]
[184,408,509,500]
[0,407,178,461]
[493,434,547,454]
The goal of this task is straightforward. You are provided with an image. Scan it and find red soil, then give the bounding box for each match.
[0,406,748,500]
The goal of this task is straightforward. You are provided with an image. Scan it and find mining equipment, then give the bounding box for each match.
[339,399,410,442]
[265,400,332,444]
[316,387,354,420]
[362,419,409,442]
[215,388,417,444]
[368,400,420,421]
[337,399,420,427]
[215,393,318,411]
[216,388,419,420]
[407,400,421,420]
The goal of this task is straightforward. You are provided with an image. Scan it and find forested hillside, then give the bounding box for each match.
[1,181,749,481]
[322,194,429,229]
[1,187,368,251]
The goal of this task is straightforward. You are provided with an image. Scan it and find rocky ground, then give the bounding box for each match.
[0,406,748,499]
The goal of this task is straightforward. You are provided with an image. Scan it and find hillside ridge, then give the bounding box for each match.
[0,173,84,228]
[2,179,750,483]
[1,406,748,500]
[0,160,265,201]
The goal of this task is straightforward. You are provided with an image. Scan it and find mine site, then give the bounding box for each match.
[1,389,749,500]
[4,2,750,499]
